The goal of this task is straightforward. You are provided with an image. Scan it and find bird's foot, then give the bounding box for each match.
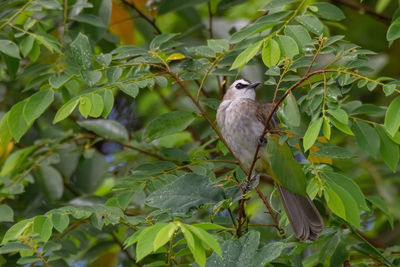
[257,136,267,146]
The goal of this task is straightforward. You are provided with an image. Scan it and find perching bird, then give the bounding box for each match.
[216,79,323,241]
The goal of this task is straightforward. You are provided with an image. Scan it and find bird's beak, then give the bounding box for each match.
[247,82,261,89]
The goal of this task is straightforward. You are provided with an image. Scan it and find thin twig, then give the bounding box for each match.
[208,2,213,38]
[272,59,290,104]
[111,232,135,263]
[306,37,326,75]
[0,0,34,30]
[61,0,68,45]
[330,0,391,25]
[56,218,89,241]
[121,0,161,34]
[196,51,227,101]
[255,186,286,238]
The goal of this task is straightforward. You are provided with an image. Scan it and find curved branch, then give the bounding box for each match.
[121,0,162,34]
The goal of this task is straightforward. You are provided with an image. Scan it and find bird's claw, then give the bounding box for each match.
[257,136,267,146]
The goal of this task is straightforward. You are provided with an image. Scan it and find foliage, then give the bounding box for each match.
[0,0,400,266]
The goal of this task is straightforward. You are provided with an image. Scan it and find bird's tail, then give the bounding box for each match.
[278,186,323,241]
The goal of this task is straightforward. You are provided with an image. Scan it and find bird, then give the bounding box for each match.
[216,79,323,241]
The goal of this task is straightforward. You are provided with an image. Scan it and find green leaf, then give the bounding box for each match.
[23,89,54,124]
[206,231,293,267]
[16,256,40,265]
[8,100,29,142]
[387,17,400,42]
[321,171,368,211]
[330,117,353,135]
[357,79,368,88]
[146,173,224,216]
[261,39,280,67]
[383,83,396,96]
[2,219,32,244]
[154,76,168,88]
[180,224,207,267]
[119,83,139,98]
[384,95,400,136]
[282,93,300,127]
[303,117,323,151]
[96,53,112,67]
[230,11,289,43]
[0,242,31,254]
[70,33,92,70]
[112,46,147,59]
[352,121,380,159]
[366,196,394,228]
[218,0,247,10]
[150,33,178,50]
[191,223,226,230]
[327,108,348,125]
[310,2,345,21]
[230,40,262,70]
[79,96,91,118]
[158,0,207,13]
[88,93,104,118]
[207,39,229,53]
[0,113,12,149]
[0,40,20,59]
[136,223,168,261]
[53,97,80,123]
[266,135,307,196]
[0,205,14,222]
[275,35,299,59]
[143,111,196,141]
[0,146,35,176]
[322,117,331,140]
[101,89,114,118]
[324,180,361,229]
[180,223,195,251]
[260,0,298,11]
[20,35,35,57]
[83,70,102,86]
[51,213,69,232]
[375,125,399,172]
[284,25,312,50]
[36,33,61,53]
[330,242,348,267]
[71,14,107,28]
[313,144,354,159]
[43,241,62,252]
[36,165,63,200]
[78,119,129,143]
[153,222,177,251]
[49,73,72,89]
[33,216,53,242]
[367,81,378,91]
[295,15,324,35]
[185,224,221,257]
[106,67,122,83]
[28,41,40,62]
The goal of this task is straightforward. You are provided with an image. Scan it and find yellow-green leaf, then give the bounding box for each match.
[303,117,323,151]
[262,39,280,67]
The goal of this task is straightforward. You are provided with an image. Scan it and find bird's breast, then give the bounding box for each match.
[217,100,264,167]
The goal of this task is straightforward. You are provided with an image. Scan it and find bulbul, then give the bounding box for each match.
[216,79,323,241]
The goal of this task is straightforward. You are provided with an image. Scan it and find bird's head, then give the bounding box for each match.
[223,79,261,101]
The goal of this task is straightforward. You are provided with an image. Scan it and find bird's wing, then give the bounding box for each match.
[255,102,278,130]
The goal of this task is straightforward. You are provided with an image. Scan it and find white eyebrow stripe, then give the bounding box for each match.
[233,79,250,87]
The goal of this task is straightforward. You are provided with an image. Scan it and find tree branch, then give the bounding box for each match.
[330,0,391,25]
[121,0,162,34]
[111,232,135,263]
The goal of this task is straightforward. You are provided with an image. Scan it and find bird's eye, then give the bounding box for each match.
[235,83,247,89]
